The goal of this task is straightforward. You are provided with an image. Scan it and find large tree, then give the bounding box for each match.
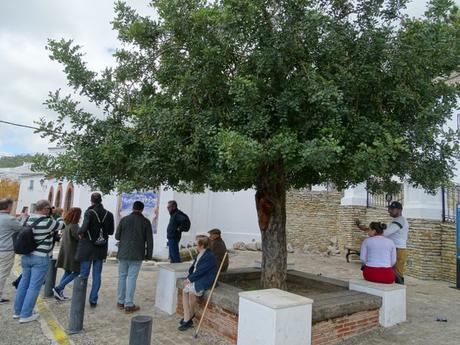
[36,0,460,288]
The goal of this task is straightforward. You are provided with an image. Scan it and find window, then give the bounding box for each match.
[28,180,34,190]
[48,186,54,203]
[64,183,74,212]
[55,183,63,208]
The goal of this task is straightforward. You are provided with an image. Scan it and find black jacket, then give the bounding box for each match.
[75,203,114,262]
[166,210,189,241]
[115,212,153,261]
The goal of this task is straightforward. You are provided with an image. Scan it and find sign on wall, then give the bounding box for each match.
[117,191,160,234]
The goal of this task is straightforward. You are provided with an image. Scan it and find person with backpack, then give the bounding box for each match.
[76,193,114,307]
[13,199,65,323]
[166,200,191,263]
[0,198,22,304]
[115,201,153,313]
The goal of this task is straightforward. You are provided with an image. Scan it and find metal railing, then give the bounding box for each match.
[366,184,404,209]
[442,185,460,222]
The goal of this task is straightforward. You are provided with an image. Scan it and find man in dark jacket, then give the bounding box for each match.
[208,228,229,272]
[179,235,217,331]
[166,200,190,263]
[115,201,153,313]
[76,193,114,307]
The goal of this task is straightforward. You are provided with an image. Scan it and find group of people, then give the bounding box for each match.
[357,201,410,285]
[0,193,229,328]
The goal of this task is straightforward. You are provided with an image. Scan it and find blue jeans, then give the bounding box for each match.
[14,254,50,318]
[117,260,142,307]
[55,271,79,292]
[168,239,181,263]
[79,260,103,304]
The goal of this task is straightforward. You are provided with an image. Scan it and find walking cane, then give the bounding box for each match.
[193,251,228,339]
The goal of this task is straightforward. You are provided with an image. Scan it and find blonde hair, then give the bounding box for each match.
[195,235,210,249]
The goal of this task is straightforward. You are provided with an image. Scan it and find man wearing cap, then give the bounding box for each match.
[384,201,409,284]
[357,201,409,284]
[208,229,229,272]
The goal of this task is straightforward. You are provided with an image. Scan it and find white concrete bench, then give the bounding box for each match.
[349,279,406,327]
[154,263,190,315]
[253,260,295,270]
[238,289,313,345]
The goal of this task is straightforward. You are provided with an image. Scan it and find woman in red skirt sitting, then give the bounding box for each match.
[360,222,396,284]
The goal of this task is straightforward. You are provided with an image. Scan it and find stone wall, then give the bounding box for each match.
[440,223,456,283]
[286,189,342,253]
[286,189,456,283]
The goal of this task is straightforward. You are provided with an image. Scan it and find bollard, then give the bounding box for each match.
[129,315,153,345]
[43,259,57,298]
[68,276,87,334]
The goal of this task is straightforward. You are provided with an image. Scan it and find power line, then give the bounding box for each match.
[0,120,39,130]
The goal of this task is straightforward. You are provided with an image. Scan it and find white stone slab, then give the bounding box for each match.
[349,279,406,327]
[154,263,190,315]
[238,289,313,345]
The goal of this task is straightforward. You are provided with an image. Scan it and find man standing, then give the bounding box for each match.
[166,200,190,263]
[14,200,65,323]
[208,229,229,272]
[115,201,153,313]
[384,201,409,284]
[76,193,114,307]
[0,198,22,304]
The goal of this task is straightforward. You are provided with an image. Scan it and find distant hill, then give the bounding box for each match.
[0,154,37,168]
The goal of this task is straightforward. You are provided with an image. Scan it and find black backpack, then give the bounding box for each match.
[179,212,191,232]
[13,216,49,255]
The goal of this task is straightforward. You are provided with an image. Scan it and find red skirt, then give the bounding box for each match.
[363,266,395,284]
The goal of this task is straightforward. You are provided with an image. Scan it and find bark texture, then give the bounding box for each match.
[255,163,287,289]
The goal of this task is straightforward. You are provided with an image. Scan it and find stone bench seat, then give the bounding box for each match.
[349,279,406,327]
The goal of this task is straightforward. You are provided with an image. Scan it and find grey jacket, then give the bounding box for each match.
[0,212,22,251]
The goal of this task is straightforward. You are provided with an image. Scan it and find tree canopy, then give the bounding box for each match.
[36,0,460,196]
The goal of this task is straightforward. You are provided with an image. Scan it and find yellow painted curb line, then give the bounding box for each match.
[14,256,74,345]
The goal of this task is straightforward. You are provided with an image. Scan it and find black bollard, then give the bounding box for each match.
[43,259,57,298]
[129,315,153,345]
[68,276,87,334]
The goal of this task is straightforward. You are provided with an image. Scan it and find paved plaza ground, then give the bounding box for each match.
[1,250,459,345]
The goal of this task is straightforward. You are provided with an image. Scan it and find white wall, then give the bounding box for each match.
[153,188,261,257]
[17,174,47,213]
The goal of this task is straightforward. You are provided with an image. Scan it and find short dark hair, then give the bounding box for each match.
[133,201,144,211]
[168,200,177,207]
[0,198,13,211]
[91,192,102,204]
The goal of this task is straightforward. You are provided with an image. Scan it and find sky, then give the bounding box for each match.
[0,0,456,156]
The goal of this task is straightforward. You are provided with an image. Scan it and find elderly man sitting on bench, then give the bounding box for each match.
[179,235,217,331]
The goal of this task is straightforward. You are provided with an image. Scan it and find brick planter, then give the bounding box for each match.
[176,269,381,345]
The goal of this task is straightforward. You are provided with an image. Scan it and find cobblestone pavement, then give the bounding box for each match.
[1,250,459,345]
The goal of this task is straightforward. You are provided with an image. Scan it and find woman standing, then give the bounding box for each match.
[360,222,396,284]
[53,207,81,300]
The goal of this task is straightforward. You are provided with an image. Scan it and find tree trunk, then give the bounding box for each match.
[255,163,287,289]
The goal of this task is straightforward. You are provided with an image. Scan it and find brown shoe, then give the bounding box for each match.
[117,303,124,310]
[125,305,140,314]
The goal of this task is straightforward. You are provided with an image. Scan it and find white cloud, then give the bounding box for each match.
[0,0,458,155]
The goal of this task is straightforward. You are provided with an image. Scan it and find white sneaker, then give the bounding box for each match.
[19,313,40,323]
[13,314,20,319]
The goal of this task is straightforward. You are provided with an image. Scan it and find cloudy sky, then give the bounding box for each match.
[0,0,456,156]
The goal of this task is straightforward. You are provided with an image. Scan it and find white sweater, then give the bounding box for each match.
[360,235,396,268]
